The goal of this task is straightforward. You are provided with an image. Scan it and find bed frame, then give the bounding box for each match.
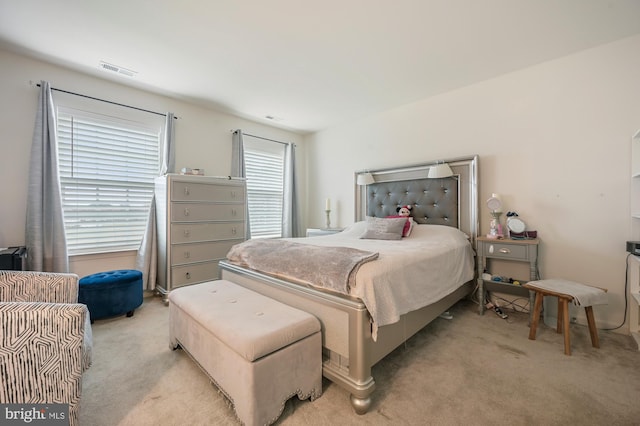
[219,155,479,414]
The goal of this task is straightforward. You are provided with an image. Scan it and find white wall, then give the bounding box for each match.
[0,48,305,277]
[305,35,640,333]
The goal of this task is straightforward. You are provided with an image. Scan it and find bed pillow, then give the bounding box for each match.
[385,215,415,237]
[360,216,407,240]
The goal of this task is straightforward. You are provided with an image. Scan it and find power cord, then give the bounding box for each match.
[601,253,631,331]
[491,294,531,313]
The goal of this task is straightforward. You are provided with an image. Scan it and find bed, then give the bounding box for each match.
[219,155,479,414]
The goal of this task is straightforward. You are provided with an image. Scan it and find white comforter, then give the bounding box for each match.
[287,222,475,339]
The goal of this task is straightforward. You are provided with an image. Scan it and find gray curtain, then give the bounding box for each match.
[282,143,302,238]
[231,129,246,177]
[136,112,175,290]
[25,81,69,272]
[160,112,175,175]
[231,129,251,239]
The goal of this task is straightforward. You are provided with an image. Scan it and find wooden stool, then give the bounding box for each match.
[523,279,607,356]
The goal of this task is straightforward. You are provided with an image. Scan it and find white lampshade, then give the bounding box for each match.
[357,172,375,185]
[427,163,453,178]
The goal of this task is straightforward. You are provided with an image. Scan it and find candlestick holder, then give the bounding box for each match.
[325,209,331,229]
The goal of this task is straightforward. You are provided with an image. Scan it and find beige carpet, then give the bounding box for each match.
[80,294,640,426]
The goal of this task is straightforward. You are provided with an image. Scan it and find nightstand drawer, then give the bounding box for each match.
[482,242,528,261]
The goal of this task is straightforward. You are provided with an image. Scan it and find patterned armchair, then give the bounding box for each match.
[0,271,93,426]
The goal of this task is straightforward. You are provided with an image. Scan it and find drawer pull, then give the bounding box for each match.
[231,191,236,198]
[499,248,511,254]
[231,227,237,235]
[184,186,190,196]
[231,208,237,216]
[185,272,191,279]
[183,229,191,237]
[184,208,190,216]
[184,251,190,259]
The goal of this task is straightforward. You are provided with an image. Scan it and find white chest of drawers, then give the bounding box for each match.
[155,174,246,301]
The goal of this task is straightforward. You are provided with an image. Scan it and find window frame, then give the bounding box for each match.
[243,137,286,239]
[54,95,164,256]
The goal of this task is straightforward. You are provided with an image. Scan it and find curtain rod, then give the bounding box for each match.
[233,129,290,146]
[36,83,178,119]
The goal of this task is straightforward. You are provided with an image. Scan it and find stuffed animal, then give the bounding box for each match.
[396,205,412,217]
[387,205,415,237]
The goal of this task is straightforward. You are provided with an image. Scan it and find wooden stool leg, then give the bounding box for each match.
[560,298,571,355]
[528,291,543,340]
[556,297,563,333]
[585,306,600,348]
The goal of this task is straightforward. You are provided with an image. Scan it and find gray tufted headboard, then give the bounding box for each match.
[355,155,478,244]
[365,177,458,226]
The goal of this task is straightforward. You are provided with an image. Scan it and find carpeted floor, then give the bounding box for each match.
[79,294,640,426]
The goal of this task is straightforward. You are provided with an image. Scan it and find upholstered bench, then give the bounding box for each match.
[169,280,322,426]
[523,279,608,355]
[78,269,143,323]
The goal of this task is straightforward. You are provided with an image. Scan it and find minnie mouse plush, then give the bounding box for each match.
[396,205,412,217]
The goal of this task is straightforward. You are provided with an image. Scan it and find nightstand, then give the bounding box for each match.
[476,237,539,322]
[306,228,344,237]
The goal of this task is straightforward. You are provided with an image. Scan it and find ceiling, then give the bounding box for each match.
[1,1,639,134]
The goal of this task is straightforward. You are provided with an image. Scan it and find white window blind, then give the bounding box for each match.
[57,108,161,255]
[244,139,285,239]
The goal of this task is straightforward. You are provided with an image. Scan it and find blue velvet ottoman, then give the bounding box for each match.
[79,269,143,323]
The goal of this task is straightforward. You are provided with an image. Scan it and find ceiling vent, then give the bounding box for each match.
[99,61,137,78]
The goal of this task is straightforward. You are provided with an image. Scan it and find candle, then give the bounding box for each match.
[325,198,331,211]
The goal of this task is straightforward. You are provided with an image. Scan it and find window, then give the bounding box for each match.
[56,105,163,255]
[243,137,285,238]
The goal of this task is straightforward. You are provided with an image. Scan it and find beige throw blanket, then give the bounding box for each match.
[526,279,608,306]
[226,239,379,294]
